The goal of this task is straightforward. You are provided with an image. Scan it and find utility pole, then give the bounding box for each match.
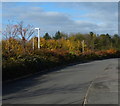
[35,28,40,49]
[82,40,85,53]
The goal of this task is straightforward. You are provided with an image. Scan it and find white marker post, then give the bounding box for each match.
[82,40,85,53]
[32,37,34,50]
[35,28,40,49]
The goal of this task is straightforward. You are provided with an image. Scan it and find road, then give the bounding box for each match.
[3,59,118,104]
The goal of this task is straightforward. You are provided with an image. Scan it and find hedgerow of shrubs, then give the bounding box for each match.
[3,48,120,81]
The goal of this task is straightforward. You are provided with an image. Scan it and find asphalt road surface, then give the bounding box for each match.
[3,58,119,104]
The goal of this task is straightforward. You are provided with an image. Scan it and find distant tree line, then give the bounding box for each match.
[43,31,120,50]
[2,21,120,57]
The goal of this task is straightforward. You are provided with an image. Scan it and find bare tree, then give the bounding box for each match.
[2,21,35,53]
[2,21,19,52]
[17,21,35,49]
[2,21,19,40]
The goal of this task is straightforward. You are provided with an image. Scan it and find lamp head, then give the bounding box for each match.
[35,28,40,30]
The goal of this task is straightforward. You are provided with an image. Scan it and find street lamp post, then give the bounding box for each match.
[35,28,40,49]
